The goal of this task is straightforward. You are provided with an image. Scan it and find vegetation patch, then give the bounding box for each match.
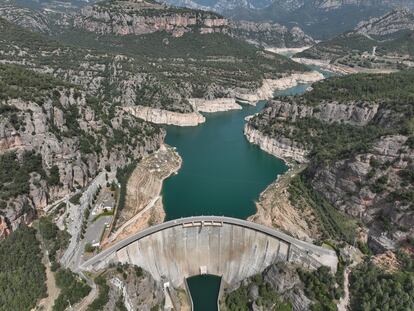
[288,174,358,244]
[53,269,91,311]
[0,226,47,311]
[87,276,110,311]
[298,266,342,311]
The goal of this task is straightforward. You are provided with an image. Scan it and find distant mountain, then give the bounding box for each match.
[296,9,414,71]
[161,0,414,39]
[1,0,92,12]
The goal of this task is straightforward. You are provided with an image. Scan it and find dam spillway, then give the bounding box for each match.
[81,216,337,288]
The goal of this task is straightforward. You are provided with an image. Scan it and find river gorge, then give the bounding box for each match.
[160,71,332,310]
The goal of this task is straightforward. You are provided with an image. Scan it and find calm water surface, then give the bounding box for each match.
[162,100,287,220]
[162,79,331,310]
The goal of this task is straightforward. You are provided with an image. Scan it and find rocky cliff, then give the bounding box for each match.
[74,0,228,37]
[236,71,324,104]
[0,8,310,116]
[221,262,312,311]
[244,124,308,163]
[177,0,414,39]
[246,71,414,248]
[355,8,414,36]
[124,105,205,126]
[0,64,163,237]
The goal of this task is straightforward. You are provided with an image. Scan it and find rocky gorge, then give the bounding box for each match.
[245,71,414,250]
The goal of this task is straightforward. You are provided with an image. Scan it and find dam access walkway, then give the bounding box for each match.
[80,216,338,287]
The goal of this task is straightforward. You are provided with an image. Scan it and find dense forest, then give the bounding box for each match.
[350,261,414,310]
[302,70,414,104]
[0,226,47,311]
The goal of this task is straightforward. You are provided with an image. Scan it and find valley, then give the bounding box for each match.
[0,0,413,311]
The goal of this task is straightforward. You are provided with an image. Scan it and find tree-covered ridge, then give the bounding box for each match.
[350,261,414,311]
[302,70,414,105]
[0,226,47,311]
[248,69,414,260]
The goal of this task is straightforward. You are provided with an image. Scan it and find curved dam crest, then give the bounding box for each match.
[81,217,338,288]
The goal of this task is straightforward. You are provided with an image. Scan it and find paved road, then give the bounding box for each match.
[73,215,112,271]
[80,216,336,270]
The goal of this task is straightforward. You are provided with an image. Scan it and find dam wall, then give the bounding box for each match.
[81,217,337,288]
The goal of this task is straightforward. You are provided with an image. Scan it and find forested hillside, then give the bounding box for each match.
[0,226,46,311]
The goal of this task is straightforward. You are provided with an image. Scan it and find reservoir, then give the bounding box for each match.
[162,100,287,220]
[162,69,334,310]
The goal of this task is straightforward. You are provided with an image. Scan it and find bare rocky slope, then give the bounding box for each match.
[246,71,414,251]
[0,64,163,238]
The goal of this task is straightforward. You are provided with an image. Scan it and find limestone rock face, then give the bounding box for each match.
[124,105,205,126]
[74,1,228,37]
[190,98,242,113]
[246,83,414,247]
[261,100,382,126]
[236,71,324,104]
[244,124,308,163]
[310,135,414,245]
[0,88,164,236]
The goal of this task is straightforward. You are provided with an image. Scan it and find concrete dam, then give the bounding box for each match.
[81,216,338,288]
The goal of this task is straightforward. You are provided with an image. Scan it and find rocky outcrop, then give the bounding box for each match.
[310,135,414,246]
[124,105,205,126]
[236,71,324,104]
[0,4,51,33]
[244,124,308,163]
[261,100,382,126]
[222,262,311,311]
[105,265,164,311]
[190,98,242,113]
[0,65,164,236]
[74,0,228,37]
[355,9,414,36]
[245,70,414,248]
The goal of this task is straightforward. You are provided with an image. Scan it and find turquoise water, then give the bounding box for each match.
[162,80,330,310]
[162,101,287,220]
